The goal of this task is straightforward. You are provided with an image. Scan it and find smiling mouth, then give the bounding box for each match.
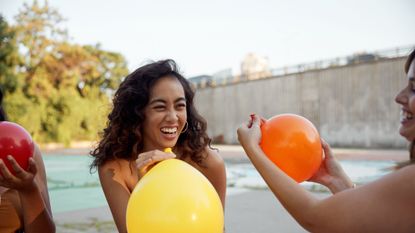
[160,127,178,134]
[401,109,414,122]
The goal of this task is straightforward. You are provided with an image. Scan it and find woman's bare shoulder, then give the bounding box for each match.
[98,159,128,172]
[98,159,130,182]
[98,158,137,191]
[392,164,415,187]
[381,164,415,185]
[354,164,415,201]
[203,146,224,167]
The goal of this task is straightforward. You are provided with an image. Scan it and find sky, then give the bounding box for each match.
[1,0,414,77]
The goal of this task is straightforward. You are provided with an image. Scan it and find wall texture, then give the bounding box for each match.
[194,57,408,148]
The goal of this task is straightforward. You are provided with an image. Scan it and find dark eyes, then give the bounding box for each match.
[153,103,186,110]
[154,105,165,110]
[176,103,186,108]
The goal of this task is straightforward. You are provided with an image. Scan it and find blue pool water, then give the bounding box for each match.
[44,155,105,213]
[43,155,395,214]
[226,160,394,190]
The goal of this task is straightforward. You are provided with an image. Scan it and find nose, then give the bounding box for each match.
[395,87,408,105]
[165,108,179,122]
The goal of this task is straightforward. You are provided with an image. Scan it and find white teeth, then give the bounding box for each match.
[161,127,177,134]
[401,110,413,120]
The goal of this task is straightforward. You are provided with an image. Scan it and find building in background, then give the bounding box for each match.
[188,68,233,88]
[240,53,272,81]
[347,52,381,65]
[188,75,212,89]
[211,68,233,86]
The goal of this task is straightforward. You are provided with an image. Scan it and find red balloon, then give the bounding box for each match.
[260,114,322,182]
[0,121,35,174]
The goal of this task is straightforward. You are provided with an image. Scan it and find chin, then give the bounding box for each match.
[162,141,178,149]
[399,130,414,142]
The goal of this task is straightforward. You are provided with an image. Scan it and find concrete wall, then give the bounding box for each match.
[194,57,408,148]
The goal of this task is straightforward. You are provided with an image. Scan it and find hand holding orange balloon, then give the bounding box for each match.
[260,114,322,182]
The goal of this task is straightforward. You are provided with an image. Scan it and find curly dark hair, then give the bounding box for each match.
[90,59,212,171]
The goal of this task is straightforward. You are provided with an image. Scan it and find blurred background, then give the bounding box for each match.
[0,0,414,147]
[1,1,414,232]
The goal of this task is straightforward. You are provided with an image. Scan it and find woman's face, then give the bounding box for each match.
[142,76,187,151]
[395,58,415,141]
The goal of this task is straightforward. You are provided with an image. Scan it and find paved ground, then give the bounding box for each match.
[55,190,331,233]
[225,189,321,233]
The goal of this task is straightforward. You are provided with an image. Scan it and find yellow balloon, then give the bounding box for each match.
[163,147,172,153]
[126,159,224,233]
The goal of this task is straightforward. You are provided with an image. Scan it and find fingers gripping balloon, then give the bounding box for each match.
[126,148,224,233]
[0,122,35,174]
[259,114,322,182]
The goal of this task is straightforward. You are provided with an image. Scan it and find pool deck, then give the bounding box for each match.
[49,145,408,233]
[44,144,409,162]
[54,190,332,233]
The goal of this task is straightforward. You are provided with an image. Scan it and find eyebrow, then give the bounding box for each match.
[149,97,186,105]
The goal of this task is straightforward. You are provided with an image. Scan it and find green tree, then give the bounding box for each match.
[0,1,129,145]
[0,15,20,92]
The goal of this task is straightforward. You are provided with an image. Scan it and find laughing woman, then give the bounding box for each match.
[90,60,226,233]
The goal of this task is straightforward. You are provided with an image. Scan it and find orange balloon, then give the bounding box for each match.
[260,114,322,182]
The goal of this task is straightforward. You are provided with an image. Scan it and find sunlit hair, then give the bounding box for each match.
[90,60,212,171]
[396,49,415,169]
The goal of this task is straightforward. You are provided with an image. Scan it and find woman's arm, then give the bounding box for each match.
[99,150,175,232]
[0,144,55,233]
[199,147,227,209]
[238,140,322,230]
[98,161,131,233]
[238,114,415,232]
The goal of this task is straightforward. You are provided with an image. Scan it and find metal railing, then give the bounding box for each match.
[190,45,415,89]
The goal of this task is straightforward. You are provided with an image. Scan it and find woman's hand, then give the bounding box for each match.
[308,140,354,193]
[0,156,38,193]
[136,150,176,180]
[237,114,267,151]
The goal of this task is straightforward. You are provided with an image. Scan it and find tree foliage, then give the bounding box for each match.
[0,1,129,145]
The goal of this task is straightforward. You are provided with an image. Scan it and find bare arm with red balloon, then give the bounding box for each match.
[0,139,55,232]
